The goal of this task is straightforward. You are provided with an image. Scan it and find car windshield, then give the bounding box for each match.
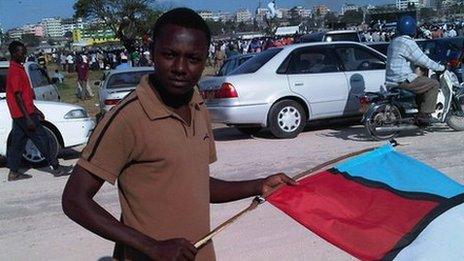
[0,68,7,93]
[325,33,359,42]
[107,71,151,89]
[217,59,234,76]
[229,48,283,75]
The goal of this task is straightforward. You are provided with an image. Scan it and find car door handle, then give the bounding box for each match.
[294,82,304,86]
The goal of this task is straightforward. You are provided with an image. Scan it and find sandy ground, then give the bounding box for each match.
[0,122,463,261]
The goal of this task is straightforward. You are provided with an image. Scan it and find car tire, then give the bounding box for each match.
[22,125,61,167]
[268,100,306,139]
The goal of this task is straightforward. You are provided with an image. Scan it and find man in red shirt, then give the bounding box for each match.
[76,55,92,100]
[6,41,70,181]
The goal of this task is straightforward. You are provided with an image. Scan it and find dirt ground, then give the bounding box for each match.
[0,122,463,260]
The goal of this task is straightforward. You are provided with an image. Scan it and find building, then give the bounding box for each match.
[341,3,359,15]
[217,11,233,22]
[41,17,64,38]
[198,10,214,20]
[256,7,269,23]
[7,28,24,40]
[313,5,330,17]
[290,6,312,18]
[277,8,290,19]
[235,9,253,23]
[396,0,421,10]
[72,26,117,46]
[21,23,44,37]
[62,18,85,34]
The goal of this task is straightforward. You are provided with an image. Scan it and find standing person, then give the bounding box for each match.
[52,69,64,83]
[37,52,47,70]
[76,56,92,100]
[214,45,225,71]
[66,53,75,73]
[116,55,131,70]
[62,8,296,261]
[60,52,67,71]
[5,41,70,181]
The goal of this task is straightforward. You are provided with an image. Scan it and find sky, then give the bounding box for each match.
[0,0,392,30]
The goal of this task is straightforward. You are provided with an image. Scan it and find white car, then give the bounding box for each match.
[199,42,387,138]
[96,67,154,114]
[0,61,60,101]
[0,97,95,165]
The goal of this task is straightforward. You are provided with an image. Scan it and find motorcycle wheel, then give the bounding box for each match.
[364,104,402,141]
[446,99,464,131]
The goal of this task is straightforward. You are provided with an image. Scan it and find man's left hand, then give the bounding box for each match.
[259,173,298,197]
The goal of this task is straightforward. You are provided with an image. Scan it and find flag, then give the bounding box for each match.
[267,144,464,260]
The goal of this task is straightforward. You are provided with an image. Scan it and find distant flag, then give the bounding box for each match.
[268,144,464,260]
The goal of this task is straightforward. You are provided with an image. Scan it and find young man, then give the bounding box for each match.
[6,41,70,181]
[76,56,92,100]
[62,8,296,261]
[385,16,445,124]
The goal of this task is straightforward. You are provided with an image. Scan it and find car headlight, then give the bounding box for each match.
[64,109,88,119]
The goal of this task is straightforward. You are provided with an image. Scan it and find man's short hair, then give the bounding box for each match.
[152,8,211,47]
[8,41,25,54]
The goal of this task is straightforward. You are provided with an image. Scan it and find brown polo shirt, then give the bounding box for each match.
[77,75,217,260]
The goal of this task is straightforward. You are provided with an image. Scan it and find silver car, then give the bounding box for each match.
[97,67,154,114]
[0,61,60,101]
[199,42,387,138]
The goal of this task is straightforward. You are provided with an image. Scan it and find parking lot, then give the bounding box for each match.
[0,122,463,261]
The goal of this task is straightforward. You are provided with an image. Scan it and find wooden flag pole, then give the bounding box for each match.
[194,140,400,249]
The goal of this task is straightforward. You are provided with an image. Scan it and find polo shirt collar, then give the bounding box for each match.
[136,75,203,121]
[10,60,24,69]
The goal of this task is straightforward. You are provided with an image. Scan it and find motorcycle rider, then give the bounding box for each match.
[386,15,445,124]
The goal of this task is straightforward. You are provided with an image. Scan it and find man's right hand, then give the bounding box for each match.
[146,238,198,261]
[26,118,36,132]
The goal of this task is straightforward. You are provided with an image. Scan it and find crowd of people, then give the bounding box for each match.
[24,46,153,100]
[209,35,296,69]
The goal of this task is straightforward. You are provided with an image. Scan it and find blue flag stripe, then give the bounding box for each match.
[336,144,464,198]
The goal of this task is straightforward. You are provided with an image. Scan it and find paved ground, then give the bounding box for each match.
[0,121,463,261]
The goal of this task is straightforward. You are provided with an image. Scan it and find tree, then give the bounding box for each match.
[341,9,364,25]
[419,7,437,21]
[205,20,224,36]
[324,12,338,29]
[74,0,162,53]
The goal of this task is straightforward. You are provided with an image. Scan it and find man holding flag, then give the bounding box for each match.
[61,8,295,261]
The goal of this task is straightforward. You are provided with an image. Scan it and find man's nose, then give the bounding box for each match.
[172,57,187,75]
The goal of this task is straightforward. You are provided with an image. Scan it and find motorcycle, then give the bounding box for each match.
[360,70,464,141]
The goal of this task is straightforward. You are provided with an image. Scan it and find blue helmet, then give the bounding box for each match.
[397,15,417,36]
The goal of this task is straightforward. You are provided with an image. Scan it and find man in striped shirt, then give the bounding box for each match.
[386,16,445,123]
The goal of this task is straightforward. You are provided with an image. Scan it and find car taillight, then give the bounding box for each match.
[104,99,121,105]
[215,83,238,99]
[449,58,461,68]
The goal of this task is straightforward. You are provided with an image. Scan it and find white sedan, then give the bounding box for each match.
[0,98,95,165]
[199,42,387,138]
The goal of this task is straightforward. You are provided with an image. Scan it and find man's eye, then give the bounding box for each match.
[189,57,201,63]
[164,53,175,58]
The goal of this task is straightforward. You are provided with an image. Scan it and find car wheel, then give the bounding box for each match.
[22,125,61,167]
[268,100,306,139]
